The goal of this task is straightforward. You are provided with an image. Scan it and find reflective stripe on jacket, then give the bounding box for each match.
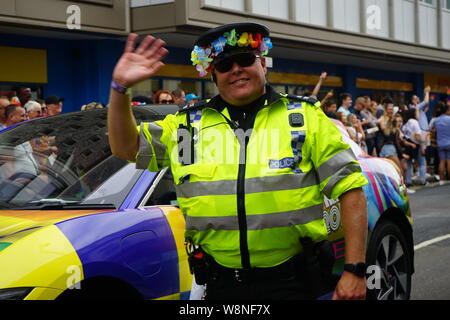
[135,90,368,268]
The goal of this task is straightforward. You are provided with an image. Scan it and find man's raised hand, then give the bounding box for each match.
[112,34,169,88]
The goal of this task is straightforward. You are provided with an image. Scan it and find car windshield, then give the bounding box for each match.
[0,106,169,209]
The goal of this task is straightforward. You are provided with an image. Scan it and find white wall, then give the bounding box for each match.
[331,0,360,33]
[392,0,416,43]
[131,0,174,7]
[365,0,389,37]
[442,9,450,48]
[204,0,245,11]
[419,1,438,46]
[252,0,289,19]
[295,0,327,27]
[198,0,449,50]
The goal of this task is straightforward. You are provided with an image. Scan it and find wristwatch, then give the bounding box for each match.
[344,262,367,278]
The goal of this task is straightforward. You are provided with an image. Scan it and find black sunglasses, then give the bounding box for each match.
[160,99,174,104]
[214,52,260,73]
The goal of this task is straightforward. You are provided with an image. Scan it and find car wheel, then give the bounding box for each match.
[366,220,412,300]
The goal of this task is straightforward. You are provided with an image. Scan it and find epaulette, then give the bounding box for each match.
[286,94,319,106]
[178,99,210,113]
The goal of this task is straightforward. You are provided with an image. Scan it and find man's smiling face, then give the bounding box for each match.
[213,53,267,106]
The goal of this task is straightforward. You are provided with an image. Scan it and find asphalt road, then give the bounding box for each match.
[409,183,450,300]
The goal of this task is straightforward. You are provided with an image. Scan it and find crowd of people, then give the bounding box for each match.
[0,88,65,130]
[317,74,450,192]
[3,81,449,192]
[131,88,201,106]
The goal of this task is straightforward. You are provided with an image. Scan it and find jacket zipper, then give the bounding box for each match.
[237,133,251,269]
[215,109,251,269]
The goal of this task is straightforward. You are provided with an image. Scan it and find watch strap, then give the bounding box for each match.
[344,262,367,278]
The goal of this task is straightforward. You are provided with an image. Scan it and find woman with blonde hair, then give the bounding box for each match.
[379,113,402,169]
[346,114,367,151]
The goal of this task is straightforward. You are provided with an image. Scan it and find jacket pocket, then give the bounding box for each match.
[175,162,217,185]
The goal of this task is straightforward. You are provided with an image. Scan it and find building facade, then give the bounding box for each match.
[0,0,449,112]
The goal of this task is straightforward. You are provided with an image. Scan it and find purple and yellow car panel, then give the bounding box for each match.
[157,206,193,300]
[120,170,158,210]
[55,207,185,300]
[0,209,115,299]
[0,223,83,299]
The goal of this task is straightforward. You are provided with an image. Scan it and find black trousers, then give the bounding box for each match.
[205,273,315,300]
[203,257,316,300]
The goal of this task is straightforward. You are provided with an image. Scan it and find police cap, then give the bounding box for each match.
[195,22,270,47]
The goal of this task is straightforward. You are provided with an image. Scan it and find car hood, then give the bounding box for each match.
[0,209,115,245]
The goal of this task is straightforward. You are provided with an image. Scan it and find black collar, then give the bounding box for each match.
[206,85,284,113]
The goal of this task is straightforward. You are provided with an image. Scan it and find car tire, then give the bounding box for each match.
[366,220,412,300]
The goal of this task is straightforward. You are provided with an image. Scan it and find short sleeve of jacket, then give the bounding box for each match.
[305,104,368,200]
[134,113,181,172]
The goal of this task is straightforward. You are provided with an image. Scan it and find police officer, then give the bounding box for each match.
[108,23,368,300]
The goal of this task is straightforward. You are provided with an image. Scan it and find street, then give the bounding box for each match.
[410,184,450,300]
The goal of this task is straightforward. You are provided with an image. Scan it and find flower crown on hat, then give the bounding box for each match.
[191,29,273,77]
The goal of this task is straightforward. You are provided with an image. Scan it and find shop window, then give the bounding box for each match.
[132,79,161,102]
[205,81,219,99]
[162,80,202,98]
[419,0,435,6]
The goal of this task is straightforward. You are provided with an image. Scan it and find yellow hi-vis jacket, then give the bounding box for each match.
[135,87,368,269]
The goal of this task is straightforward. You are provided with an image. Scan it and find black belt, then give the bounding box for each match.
[207,254,303,284]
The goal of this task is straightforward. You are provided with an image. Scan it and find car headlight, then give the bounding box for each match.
[0,288,33,300]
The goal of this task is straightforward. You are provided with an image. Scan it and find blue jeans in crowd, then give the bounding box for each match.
[406,151,426,185]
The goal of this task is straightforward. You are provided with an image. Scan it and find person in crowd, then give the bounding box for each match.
[321,90,334,108]
[392,113,416,192]
[402,108,427,186]
[379,113,402,169]
[0,105,39,184]
[0,97,10,129]
[360,97,379,156]
[428,101,446,178]
[17,87,32,107]
[378,100,395,133]
[369,101,379,117]
[375,101,385,118]
[107,23,368,300]
[172,88,186,105]
[24,100,43,119]
[35,98,48,117]
[335,111,346,125]
[434,102,450,182]
[311,72,328,98]
[376,98,395,155]
[186,93,201,105]
[409,86,431,132]
[45,95,63,116]
[322,98,337,119]
[81,102,105,110]
[153,90,175,104]
[131,96,152,105]
[346,114,366,150]
[337,93,352,116]
[5,104,28,125]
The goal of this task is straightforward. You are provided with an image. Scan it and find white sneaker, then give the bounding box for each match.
[406,188,416,194]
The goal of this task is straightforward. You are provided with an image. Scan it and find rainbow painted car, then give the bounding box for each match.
[0,105,413,300]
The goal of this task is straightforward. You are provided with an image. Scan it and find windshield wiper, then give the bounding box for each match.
[12,199,116,210]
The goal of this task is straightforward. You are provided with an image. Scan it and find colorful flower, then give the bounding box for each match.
[190,29,273,77]
[260,37,273,56]
[237,32,249,47]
